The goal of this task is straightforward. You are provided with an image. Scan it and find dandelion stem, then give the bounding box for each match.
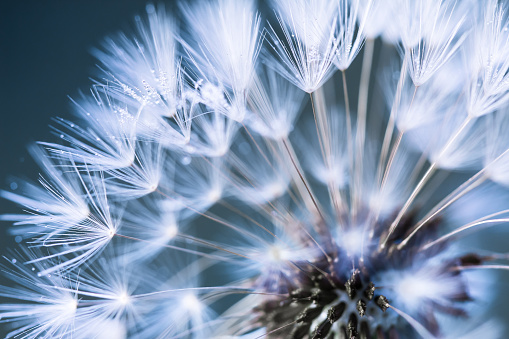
[382,116,474,248]
[422,209,509,250]
[403,146,509,248]
[241,123,274,171]
[342,70,355,213]
[281,139,333,263]
[113,233,238,261]
[380,86,418,194]
[400,174,487,249]
[381,162,437,249]
[281,138,325,223]
[177,233,253,259]
[154,188,272,245]
[354,38,375,215]
[219,200,278,239]
[132,286,276,299]
[310,91,328,165]
[377,57,408,187]
[310,90,345,223]
[256,320,298,338]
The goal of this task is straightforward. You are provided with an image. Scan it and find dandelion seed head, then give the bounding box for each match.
[2,1,509,338]
[180,293,203,315]
[163,223,178,240]
[108,228,116,239]
[116,291,131,306]
[266,245,289,264]
[206,187,222,204]
[338,228,366,257]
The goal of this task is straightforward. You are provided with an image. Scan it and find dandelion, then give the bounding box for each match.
[3,1,509,338]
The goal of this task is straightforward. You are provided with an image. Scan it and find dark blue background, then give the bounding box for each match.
[0,0,155,252]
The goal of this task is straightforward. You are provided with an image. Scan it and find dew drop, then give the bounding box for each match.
[10,182,18,190]
[14,236,22,243]
[11,259,16,264]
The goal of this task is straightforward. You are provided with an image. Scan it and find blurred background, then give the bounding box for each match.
[0,0,156,257]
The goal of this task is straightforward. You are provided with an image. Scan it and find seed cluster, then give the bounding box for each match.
[254,212,485,338]
[256,263,397,338]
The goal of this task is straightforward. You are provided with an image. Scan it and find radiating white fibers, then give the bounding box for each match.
[2,1,509,338]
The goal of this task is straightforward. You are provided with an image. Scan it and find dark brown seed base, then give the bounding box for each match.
[255,264,395,339]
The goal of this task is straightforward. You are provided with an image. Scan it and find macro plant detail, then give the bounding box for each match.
[2,0,509,338]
